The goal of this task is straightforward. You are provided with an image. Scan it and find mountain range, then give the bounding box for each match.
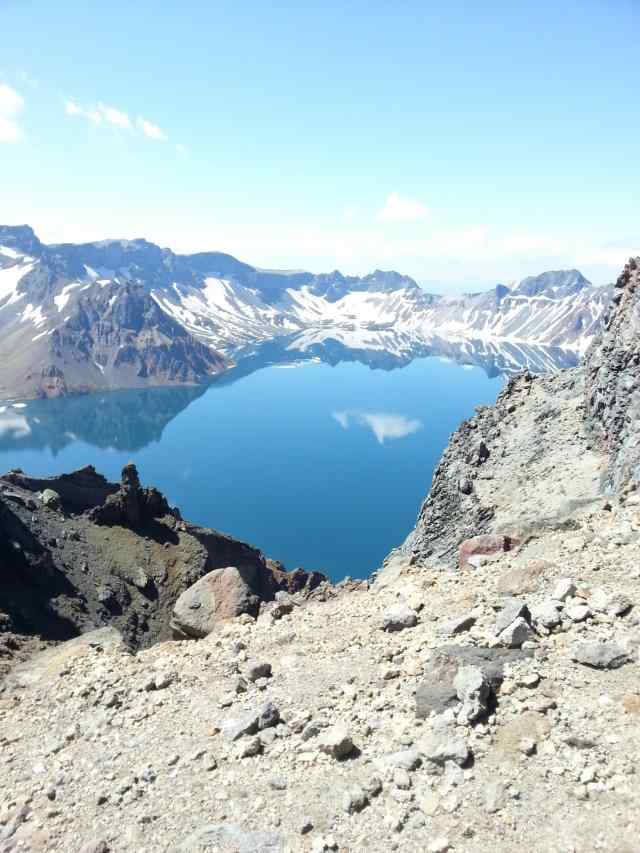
[0,224,613,399]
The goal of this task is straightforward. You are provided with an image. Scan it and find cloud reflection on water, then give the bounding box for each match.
[332,410,423,444]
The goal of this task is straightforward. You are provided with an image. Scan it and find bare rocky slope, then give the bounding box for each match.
[0,261,639,853]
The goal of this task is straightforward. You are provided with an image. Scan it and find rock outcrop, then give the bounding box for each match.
[394,256,640,570]
[0,463,326,661]
[584,256,640,490]
[396,367,603,567]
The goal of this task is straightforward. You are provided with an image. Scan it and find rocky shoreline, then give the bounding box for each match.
[0,260,639,852]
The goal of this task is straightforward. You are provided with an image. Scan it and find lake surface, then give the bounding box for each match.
[0,340,516,581]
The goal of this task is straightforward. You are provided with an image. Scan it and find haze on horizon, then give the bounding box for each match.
[0,0,638,291]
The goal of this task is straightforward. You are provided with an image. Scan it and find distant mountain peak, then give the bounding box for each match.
[0,224,42,255]
[0,224,615,401]
[513,269,592,297]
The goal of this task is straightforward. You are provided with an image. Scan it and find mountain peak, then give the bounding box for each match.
[0,224,43,256]
[514,269,592,298]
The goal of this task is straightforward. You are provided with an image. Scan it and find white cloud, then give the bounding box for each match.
[65,100,102,125]
[378,192,429,223]
[0,84,24,143]
[333,410,423,444]
[332,411,350,429]
[137,116,166,140]
[98,102,131,129]
[65,99,134,131]
[0,412,30,438]
[66,101,173,142]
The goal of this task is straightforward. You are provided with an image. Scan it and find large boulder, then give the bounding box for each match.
[458,534,518,569]
[177,823,283,852]
[171,566,260,639]
[416,644,532,719]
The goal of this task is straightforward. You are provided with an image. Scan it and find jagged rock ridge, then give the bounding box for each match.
[584,257,640,490]
[0,463,325,662]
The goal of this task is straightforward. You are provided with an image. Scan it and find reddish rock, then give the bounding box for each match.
[458,534,518,569]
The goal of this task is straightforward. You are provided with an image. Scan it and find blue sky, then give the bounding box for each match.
[0,0,638,289]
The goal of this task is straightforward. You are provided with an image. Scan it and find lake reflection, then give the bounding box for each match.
[0,335,578,580]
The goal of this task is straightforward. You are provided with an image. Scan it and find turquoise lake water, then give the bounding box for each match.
[0,353,505,580]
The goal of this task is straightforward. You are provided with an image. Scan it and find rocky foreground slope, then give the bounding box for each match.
[0,261,639,852]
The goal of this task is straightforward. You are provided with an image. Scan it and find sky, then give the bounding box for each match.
[0,0,639,291]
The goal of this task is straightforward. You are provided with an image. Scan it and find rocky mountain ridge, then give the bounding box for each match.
[0,225,613,400]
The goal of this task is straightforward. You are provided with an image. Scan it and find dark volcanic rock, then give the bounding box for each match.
[4,465,119,513]
[416,644,533,719]
[0,464,327,655]
[89,462,178,527]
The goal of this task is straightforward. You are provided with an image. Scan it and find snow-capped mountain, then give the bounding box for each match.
[0,225,613,399]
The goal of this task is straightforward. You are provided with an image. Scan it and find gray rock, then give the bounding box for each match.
[300,720,323,741]
[416,644,532,719]
[552,578,577,601]
[238,736,262,758]
[458,478,473,495]
[607,592,632,616]
[221,702,280,741]
[299,818,313,835]
[362,774,383,798]
[79,843,109,853]
[221,710,261,742]
[566,603,591,622]
[587,588,609,613]
[153,670,175,690]
[485,780,506,814]
[419,728,470,768]
[415,683,459,718]
[257,701,280,730]
[343,785,369,813]
[258,729,277,747]
[177,823,282,852]
[318,724,356,759]
[498,616,535,648]
[380,749,421,772]
[454,665,490,722]
[494,598,530,634]
[245,660,272,682]
[571,641,630,669]
[40,488,61,509]
[381,604,418,632]
[438,614,477,636]
[530,600,562,629]
[393,768,412,789]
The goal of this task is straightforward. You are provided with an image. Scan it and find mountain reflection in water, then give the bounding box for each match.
[0,333,578,456]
